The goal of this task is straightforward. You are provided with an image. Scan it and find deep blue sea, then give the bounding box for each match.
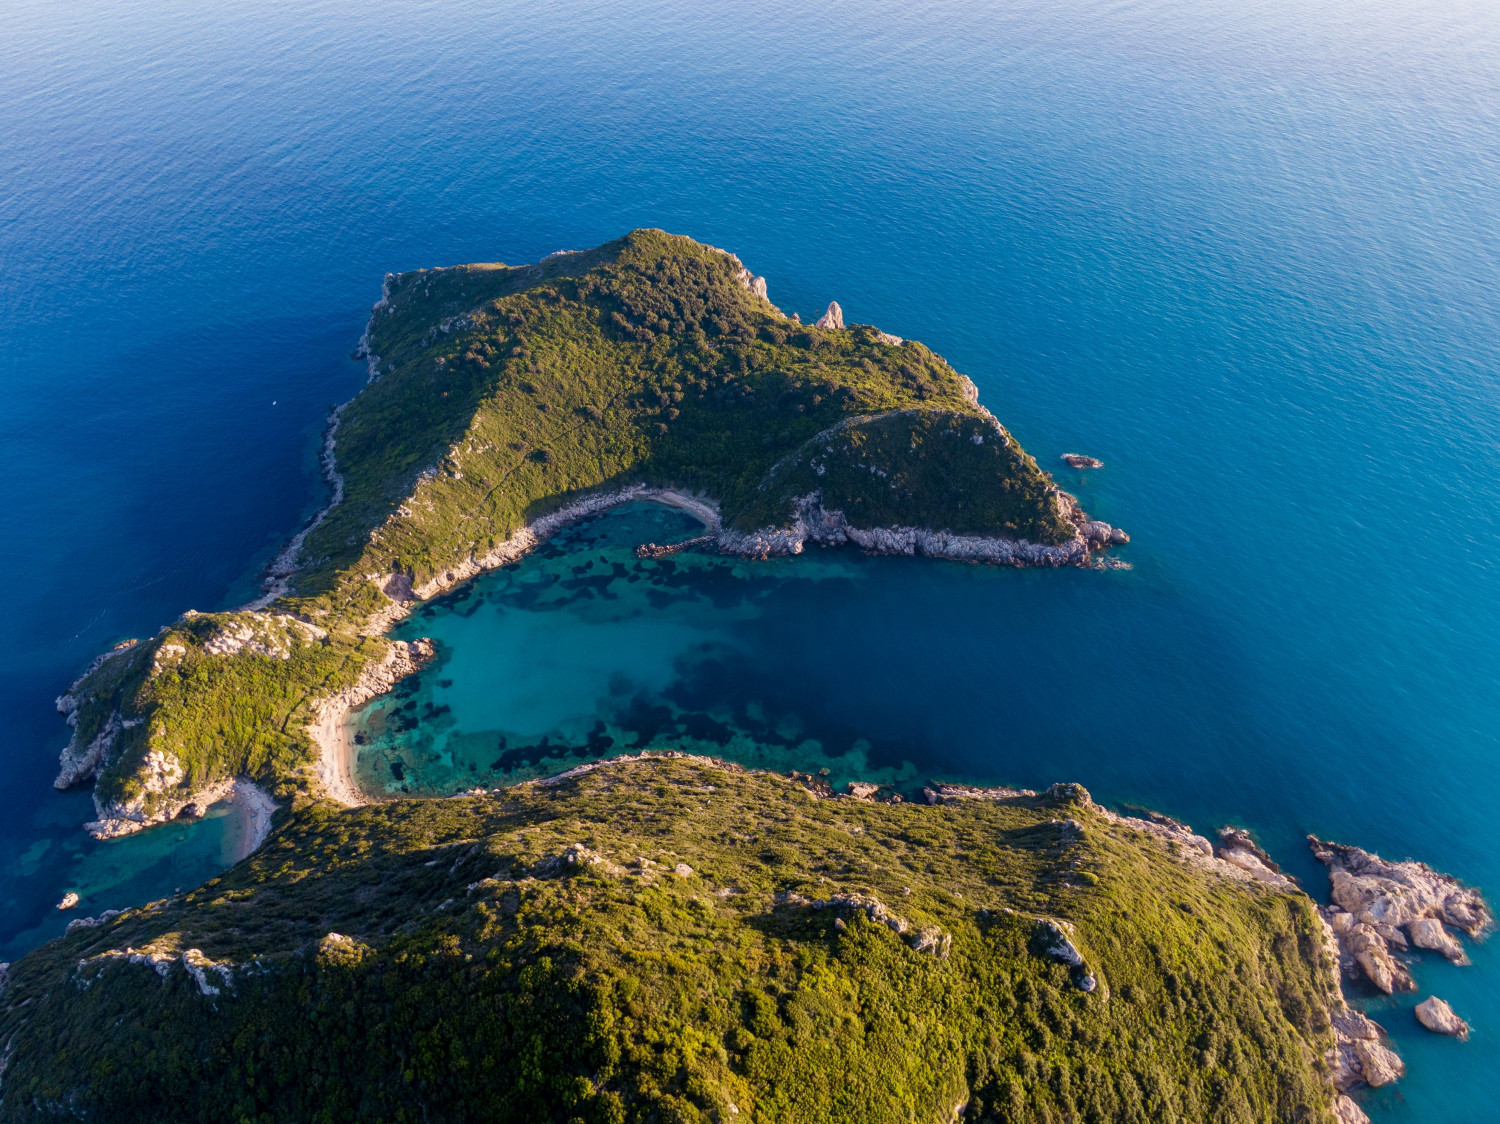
[3,0,1498,1117]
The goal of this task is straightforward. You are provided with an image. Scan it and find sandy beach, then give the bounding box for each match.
[221,779,278,862]
[314,705,365,808]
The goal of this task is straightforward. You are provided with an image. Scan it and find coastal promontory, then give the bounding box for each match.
[51,230,1126,840]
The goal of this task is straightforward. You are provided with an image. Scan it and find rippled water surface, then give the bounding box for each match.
[3,0,1499,1116]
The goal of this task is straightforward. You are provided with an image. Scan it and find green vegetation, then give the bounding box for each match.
[289,229,1071,614]
[63,230,1093,817]
[0,758,1342,1123]
[76,614,375,811]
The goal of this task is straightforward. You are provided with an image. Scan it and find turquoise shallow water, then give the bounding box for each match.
[3,0,1499,1116]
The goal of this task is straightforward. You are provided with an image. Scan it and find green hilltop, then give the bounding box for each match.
[0,758,1346,1124]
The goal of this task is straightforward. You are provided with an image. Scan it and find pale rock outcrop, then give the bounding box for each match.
[1407,917,1467,963]
[77,945,233,997]
[1215,827,1293,886]
[532,844,626,878]
[1414,996,1469,1040]
[1310,836,1491,993]
[775,890,950,957]
[1330,1006,1405,1089]
[54,710,122,790]
[202,614,327,660]
[874,330,903,345]
[716,491,1125,569]
[66,909,122,935]
[1334,1094,1370,1124]
[85,749,208,840]
[56,893,80,911]
[814,301,844,330]
[1031,918,1096,992]
[846,782,881,801]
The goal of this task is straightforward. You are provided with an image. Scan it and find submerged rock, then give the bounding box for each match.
[1414,996,1469,1040]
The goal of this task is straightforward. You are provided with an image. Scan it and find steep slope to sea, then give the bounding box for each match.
[2,0,1497,1118]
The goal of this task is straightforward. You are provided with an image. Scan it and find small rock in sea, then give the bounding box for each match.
[1414,996,1470,1040]
[57,892,80,910]
[1061,453,1104,469]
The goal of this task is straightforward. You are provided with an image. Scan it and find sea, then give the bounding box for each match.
[2,0,1497,1117]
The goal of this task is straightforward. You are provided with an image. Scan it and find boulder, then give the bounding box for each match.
[1414,996,1469,1040]
[1330,1007,1404,1090]
[56,892,80,910]
[1407,917,1468,964]
[846,782,880,801]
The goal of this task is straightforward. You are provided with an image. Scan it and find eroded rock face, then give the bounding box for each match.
[1310,835,1491,994]
[1031,918,1096,992]
[718,491,1127,569]
[814,301,844,330]
[1414,996,1470,1040]
[1331,1008,1405,1089]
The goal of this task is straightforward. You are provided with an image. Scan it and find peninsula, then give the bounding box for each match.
[7,233,1482,1123]
[51,230,1127,840]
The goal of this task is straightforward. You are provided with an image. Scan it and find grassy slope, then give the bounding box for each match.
[0,759,1340,1124]
[69,230,1080,811]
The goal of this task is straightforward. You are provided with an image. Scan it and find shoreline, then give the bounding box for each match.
[315,483,1129,805]
[222,779,278,862]
[313,704,363,808]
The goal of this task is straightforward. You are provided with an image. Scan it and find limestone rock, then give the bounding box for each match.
[57,892,80,910]
[1061,453,1104,469]
[533,844,625,878]
[1331,1008,1405,1088]
[1333,1094,1370,1124]
[1414,996,1470,1040]
[1031,918,1096,992]
[1407,917,1468,964]
[1310,835,1490,993]
[814,301,844,330]
[1310,835,1492,937]
[1353,1037,1404,1086]
[846,782,880,801]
